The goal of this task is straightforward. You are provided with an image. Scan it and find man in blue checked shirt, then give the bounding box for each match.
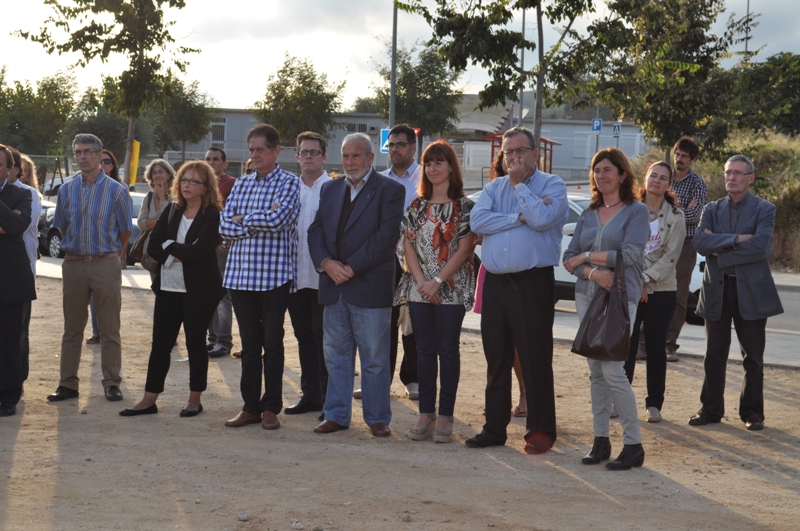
[220,123,301,431]
[47,133,133,404]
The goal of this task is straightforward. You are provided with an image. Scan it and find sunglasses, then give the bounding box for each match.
[100,159,113,165]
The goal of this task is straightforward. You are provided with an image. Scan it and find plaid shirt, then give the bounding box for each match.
[670,170,707,238]
[219,165,300,292]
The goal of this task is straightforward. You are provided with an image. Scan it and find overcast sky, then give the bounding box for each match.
[2,0,797,111]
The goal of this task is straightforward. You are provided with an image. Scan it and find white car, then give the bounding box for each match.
[470,191,705,324]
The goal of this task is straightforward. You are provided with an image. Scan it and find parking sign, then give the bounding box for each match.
[591,118,602,134]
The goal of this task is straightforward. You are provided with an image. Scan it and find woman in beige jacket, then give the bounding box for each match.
[624,161,685,423]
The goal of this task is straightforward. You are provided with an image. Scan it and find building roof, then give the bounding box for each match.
[455,94,513,134]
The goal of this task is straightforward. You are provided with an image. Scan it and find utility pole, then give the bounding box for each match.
[389,5,398,129]
[518,9,525,126]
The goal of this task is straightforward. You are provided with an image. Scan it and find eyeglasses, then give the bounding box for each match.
[74,149,98,157]
[724,170,752,177]
[179,178,204,186]
[100,159,113,165]
[298,149,323,157]
[387,142,410,150]
[502,147,534,157]
[151,169,169,176]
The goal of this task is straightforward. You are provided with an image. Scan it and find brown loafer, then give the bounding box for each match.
[370,422,391,437]
[224,410,262,428]
[314,419,349,433]
[261,410,281,430]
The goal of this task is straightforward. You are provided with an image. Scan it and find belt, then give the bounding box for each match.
[64,252,118,262]
[487,266,551,291]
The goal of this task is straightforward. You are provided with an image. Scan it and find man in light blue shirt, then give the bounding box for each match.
[467,126,568,455]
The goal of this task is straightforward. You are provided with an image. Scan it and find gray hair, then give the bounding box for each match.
[72,133,103,153]
[144,158,176,190]
[342,133,373,156]
[725,154,755,175]
[502,126,536,151]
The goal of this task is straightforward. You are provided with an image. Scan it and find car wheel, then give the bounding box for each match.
[685,289,704,326]
[48,231,65,258]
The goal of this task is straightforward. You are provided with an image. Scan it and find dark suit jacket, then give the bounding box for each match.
[0,182,36,304]
[308,169,405,308]
[147,203,225,309]
[693,192,783,321]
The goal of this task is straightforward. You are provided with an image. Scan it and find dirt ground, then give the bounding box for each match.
[1,276,799,531]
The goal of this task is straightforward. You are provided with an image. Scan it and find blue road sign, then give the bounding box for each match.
[591,118,602,134]
[380,129,391,153]
[613,123,621,138]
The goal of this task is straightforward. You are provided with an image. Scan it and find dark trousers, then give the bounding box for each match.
[408,302,465,417]
[480,267,557,444]
[21,299,31,382]
[701,279,766,422]
[0,302,24,405]
[145,290,217,394]
[666,238,696,350]
[287,287,326,403]
[390,260,417,385]
[230,283,290,416]
[625,291,676,410]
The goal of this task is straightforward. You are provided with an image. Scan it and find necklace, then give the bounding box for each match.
[604,199,622,208]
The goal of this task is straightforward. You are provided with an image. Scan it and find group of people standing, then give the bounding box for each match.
[0,124,783,472]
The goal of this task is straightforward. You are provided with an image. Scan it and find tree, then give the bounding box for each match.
[373,43,463,137]
[18,0,197,174]
[148,75,216,160]
[0,68,76,154]
[350,96,381,114]
[734,53,800,137]
[252,54,344,143]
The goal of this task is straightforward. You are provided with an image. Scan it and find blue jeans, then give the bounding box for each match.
[89,294,99,336]
[322,295,392,427]
[207,249,233,350]
[409,302,465,417]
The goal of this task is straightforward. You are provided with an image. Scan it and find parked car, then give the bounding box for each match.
[469,190,705,324]
[37,192,145,266]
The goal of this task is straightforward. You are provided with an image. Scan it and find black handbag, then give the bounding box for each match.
[571,251,631,361]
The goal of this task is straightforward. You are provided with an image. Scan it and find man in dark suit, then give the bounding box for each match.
[690,154,784,431]
[0,144,37,417]
[308,133,405,437]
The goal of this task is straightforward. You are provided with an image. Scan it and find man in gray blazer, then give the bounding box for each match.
[307,133,405,437]
[689,154,783,431]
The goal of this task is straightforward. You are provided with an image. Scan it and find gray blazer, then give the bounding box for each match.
[692,193,783,321]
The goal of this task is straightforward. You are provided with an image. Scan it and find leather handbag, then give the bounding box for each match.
[128,191,152,261]
[571,251,631,361]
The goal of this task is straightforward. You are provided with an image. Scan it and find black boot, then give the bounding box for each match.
[581,436,612,464]
[605,443,645,470]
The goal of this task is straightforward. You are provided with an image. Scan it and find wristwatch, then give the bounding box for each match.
[584,251,591,263]
[643,273,651,283]
[434,276,443,284]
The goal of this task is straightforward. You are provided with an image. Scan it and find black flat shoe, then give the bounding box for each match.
[689,408,720,426]
[464,433,506,449]
[119,404,158,416]
[105,386,123,402]
[180,404,203,417]
[47,386,79,402]
[283,399,323,415]
[0,403,17,417]
[581,436,612,464]
[605,443,645,470]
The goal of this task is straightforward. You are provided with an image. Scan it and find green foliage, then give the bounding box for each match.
[147,74,216,158]
[734,53,800,137]
[0,67,76,155]
[350,96,381,114]
[251,54,344,143]
[373,43,463,136]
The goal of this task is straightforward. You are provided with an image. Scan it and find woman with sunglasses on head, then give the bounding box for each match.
[138,159,176,281]
[120,161,225,417]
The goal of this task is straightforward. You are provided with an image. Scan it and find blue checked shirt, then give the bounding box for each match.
[53,172,133,256]
[219,165,300,292]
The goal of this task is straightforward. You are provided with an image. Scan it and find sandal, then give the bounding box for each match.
[433,416,454,443]
[513,395,527,417]
[408,413,437,441]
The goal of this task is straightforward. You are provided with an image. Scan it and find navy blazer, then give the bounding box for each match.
[0,183,36,304]
[693,193,783,321]
[307,169,405,308]
[147,203,225,309]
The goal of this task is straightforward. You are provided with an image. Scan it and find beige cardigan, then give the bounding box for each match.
[643,200,685,293]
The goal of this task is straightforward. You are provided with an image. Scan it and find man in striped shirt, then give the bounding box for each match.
[48,133,133,403]
[666,136,707,361]
[220,123,301,430]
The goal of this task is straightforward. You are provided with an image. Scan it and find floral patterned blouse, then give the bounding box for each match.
[393,195,475,309]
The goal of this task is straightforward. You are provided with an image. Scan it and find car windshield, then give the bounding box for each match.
[573,198,591,210]
[131,195,144,217]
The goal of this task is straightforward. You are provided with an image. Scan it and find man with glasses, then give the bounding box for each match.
[665,136,707,361]
[468,126,568,454]
[283,132,331,419]
[689,155,783,432]
[204,147,237,359]
[48,134,133,403]
[377,123,420,401]
[220,123,300,430]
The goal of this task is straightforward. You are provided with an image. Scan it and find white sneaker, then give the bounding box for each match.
[646,406,662,423]
[610,404,619,418]
[405,382,420,400]
[353,388,362,399]
[666,347,679,362]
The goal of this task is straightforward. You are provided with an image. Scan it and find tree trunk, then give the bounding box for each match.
[532,4,546,150]
[181,140,187,163]
[122,116,136,184]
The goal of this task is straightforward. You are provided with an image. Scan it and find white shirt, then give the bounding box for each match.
[296,171,331,290]
[13,180,42,276]
[381,160,421,209]
[160,215,193,293]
